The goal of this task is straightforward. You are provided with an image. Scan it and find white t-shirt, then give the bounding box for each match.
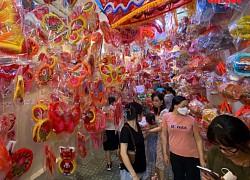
[102,105,115,130]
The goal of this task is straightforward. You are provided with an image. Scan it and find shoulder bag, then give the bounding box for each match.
[119,125,136,164]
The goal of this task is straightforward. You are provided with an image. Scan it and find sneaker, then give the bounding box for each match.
[107,163,112,171]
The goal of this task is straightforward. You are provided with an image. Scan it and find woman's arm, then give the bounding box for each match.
[194,132,206,167]
[162,126,170,165]
[149,126,162,133]
[120,143,139,180]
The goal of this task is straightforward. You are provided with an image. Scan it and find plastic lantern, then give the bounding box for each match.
[0,0,39,55]
[0,137,12,179]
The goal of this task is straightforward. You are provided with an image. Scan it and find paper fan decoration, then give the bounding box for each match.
[95,0,192,28]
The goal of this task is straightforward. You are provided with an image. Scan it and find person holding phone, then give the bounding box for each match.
[161,96,206,180]
[204,115,250,180]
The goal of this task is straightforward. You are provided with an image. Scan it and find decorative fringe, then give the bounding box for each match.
[111,0,192,28]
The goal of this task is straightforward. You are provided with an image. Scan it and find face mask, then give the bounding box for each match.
[177,107,190,116]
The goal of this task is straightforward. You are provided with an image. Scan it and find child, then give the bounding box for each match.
[145,113,158,179]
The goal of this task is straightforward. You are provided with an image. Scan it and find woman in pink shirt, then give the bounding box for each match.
[161,96,205,180]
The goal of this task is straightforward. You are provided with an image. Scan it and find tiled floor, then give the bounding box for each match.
[35,141,173,180]
[76,149,120,180]
[35,148,120,180]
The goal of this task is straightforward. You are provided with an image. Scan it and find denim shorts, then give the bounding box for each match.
[120,169,147,180]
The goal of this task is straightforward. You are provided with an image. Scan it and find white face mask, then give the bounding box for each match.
[177,107,190,116]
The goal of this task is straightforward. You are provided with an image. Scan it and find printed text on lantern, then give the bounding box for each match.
[208,0,242,3]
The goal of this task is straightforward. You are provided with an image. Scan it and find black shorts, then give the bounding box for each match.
[103,130,119,151]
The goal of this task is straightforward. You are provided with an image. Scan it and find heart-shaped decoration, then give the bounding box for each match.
[68,62,90,88]
[0,137,12,179]
[67,31,80,44]
[37,119,52,142]
[119,27,140,44]
[6,148,33,179]
[83,107,95,125]
[42,13,65,33]
[36,64,53,85]
[69,16,87,33]
[47,56,58,68]
[100,21,112,44]
[110,29,122,47]
[54,35,64,44]
[32,123,39,142]
[32,104,48,122]
[68,76,80,88]
[82,35,91,50]
[25,37,39,56]
[23,70,34,83]
[83,1,96,13]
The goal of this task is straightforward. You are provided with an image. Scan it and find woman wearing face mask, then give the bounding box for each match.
[164,86,176,111]
[120,102,147,180]
[204,115,250,180]
[161,96,206,180]
[148,92,169,180]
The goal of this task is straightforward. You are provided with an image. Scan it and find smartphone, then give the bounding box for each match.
[197,166,221,180]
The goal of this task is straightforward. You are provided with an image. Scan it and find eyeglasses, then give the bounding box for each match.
[216,145,239,156]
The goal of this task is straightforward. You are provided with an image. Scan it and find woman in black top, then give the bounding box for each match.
[120,102,147,180]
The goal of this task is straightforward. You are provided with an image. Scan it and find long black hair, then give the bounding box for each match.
[151,92,166,115]
[165,86,176,96]
[145,113,156,125]
[108,96,116,105]
[169,96,187,112]
[207,114,250,154]
[124,102,142,121]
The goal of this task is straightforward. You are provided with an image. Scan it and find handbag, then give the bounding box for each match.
[119,125,136,164]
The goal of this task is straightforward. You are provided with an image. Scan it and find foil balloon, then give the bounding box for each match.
[95,0,192,28]
[227,53,250,77]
